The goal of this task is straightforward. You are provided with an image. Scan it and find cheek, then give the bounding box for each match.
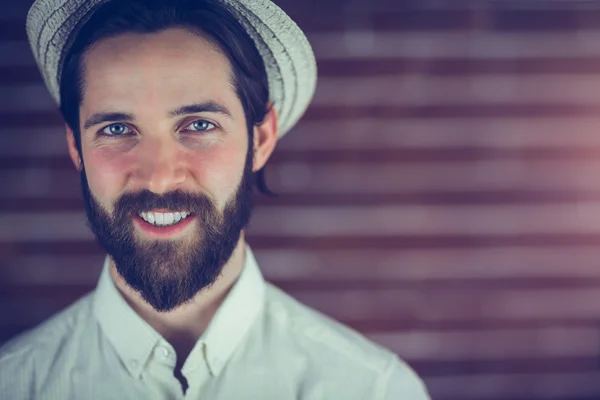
[82,145,134,201]
[187,142,248,204]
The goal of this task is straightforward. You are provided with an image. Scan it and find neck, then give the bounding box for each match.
[109,233,247,350]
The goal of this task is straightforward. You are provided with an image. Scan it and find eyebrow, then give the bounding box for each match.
[169,102,233,119]
[82,102,233,130]
[83,112,133,130]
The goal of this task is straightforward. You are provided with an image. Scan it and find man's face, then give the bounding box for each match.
[73,28,254,312]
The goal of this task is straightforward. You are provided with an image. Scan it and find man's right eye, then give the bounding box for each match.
[101,123,131,136]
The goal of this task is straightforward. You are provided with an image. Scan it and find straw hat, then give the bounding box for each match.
[26,0,317,136]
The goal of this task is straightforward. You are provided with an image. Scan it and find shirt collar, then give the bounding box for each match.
[92,256,160,378]
[93,246,265,379]
[190,247,265,376]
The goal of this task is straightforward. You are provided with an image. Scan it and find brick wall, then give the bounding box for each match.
[3,1,600,399]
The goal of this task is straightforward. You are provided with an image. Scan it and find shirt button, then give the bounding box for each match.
[130,359,139,368]
[154,346,170,358]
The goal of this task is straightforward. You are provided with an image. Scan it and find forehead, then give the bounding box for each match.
[80,28,238,113]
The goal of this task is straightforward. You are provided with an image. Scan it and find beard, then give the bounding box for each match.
[80,152,254,312]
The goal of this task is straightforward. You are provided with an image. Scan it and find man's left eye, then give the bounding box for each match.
[186,120,216,132]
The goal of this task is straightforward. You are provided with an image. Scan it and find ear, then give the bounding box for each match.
[252,105,279,172]
[65,123,83,171]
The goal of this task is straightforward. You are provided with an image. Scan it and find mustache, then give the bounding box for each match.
[113,189,215,219]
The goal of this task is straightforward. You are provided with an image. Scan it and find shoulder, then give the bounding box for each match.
[264,284,390,371]
[0,293,94,356]
[262,284,430,399]
[0,294,95,393]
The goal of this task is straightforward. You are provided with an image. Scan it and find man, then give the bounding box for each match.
[0,0,430,398]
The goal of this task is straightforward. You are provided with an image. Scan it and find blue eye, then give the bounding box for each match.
[101,123,130,136]
[186,120,216,132]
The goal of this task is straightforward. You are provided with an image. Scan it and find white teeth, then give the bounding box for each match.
[139,211,190,226]
[163,213,174,225]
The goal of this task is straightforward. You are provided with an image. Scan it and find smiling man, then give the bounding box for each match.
[0,0,430,399]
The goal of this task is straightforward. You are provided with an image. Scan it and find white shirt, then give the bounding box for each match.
[0,247,430,400]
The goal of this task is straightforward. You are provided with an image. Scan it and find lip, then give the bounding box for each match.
[133,214,195,238]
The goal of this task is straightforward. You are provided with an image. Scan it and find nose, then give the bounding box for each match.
[134,136,186,194]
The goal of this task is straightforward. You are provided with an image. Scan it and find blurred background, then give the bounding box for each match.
[4,0,600,399]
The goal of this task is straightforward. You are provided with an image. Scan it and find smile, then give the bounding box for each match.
[139,211,191,227]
